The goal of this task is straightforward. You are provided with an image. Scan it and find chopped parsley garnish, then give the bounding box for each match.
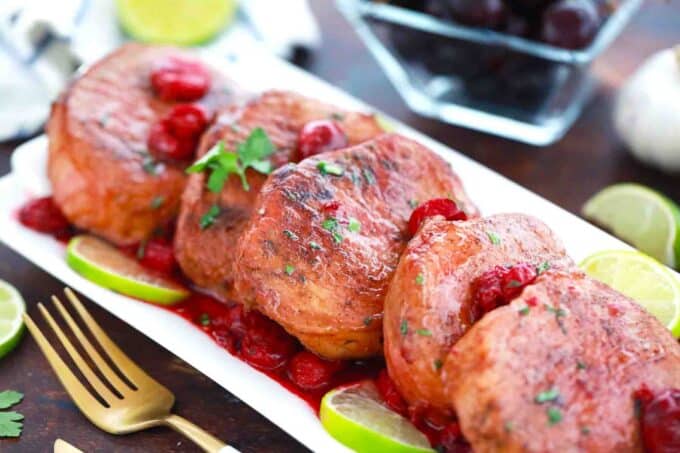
[141,152,160,175]
[309,241,322,250]
[547,407,562,425]
[507,279,522,288]
[535,388,560,404]
[99,112,110,127]
[199,313,211,326]
[283,230,299,241]
[362,168,376,185]
[0,390,24,438]
[199,205,221,230]
[416,328,432,337]
[150,196,165,209]
[415,274,424,285]
[546,304,569,334]
[577,361,587,370]
[487,231,501,245]
[519,306,531,316]
[536,261,551,275]
[322,217,343,243]
[348,218,361,233]
[504,421,514,432]
[186,128,276,192]
[284,264,295,276]
[581,426,590,435]
[409,199,419,209]
[330,112,345,121]
[363,316,373,326]
[434,359,443,371]
[317,161,344,176]
[400,320,408,335]
[136,239,147,260]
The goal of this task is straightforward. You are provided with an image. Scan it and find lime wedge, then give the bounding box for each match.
[580,250,680,337]
[67,235,188,305]
[582,183,680,268]
[320,381,434,453]
[116,0,237,46]
[0,280,25,360]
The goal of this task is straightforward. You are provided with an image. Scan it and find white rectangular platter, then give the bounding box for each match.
[0,43,644,452]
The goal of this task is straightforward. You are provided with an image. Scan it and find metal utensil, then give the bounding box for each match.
[25,288,238,453]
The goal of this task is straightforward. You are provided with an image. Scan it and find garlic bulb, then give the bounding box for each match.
[614,46,680,172]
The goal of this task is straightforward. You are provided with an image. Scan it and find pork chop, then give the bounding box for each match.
[48,43,234,245]
[233,133,479,359]
[173,90,384,301]
[383,214,573,414]
[444,270,680,452]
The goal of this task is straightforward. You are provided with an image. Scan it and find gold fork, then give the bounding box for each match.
[24,288,238,453]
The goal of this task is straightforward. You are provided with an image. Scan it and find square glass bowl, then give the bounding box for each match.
[337,0,643,145]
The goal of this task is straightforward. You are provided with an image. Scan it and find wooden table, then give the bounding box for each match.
[1,1,678,451]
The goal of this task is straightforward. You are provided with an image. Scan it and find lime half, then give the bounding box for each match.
[582,183,680,269]
[0,280,25,360]
[320,381,434,453]
[581,250,680,337]
[116,0,237,46]
[67,235,188,305]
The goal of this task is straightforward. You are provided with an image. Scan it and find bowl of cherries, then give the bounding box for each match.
[337,0,643,145]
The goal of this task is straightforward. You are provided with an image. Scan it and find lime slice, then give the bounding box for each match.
[67,235,188,305]
[580,250,680,338]
[582,183,680,269]
[0,280,26,360]
[320,381,434,453]
[116,0,237,46]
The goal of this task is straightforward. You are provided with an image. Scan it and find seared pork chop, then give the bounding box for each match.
[383,214,573,414]
[174,90,384,301]
[233,133,479,359]
[48,43,234,245]
[444,270,680,452]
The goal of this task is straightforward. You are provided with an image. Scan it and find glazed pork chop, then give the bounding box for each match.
[174,90,384,301]
[233,133,479,359]
[383,214,573,415]
[444,270,680,453]
[48,43,234,245]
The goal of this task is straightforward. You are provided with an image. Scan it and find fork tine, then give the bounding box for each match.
[38,302,118,405]
[23,312,104,415]
[64,288,160,388]
[51,295,131,396]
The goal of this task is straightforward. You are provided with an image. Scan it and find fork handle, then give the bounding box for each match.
[163,414,239,453]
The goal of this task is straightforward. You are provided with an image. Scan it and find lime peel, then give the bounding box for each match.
[66,235,188,305]
[321,380,434,453]
[580,250,680,338]
[0,280,26,360]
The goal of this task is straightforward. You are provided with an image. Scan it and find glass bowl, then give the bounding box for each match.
[336,0,643,145]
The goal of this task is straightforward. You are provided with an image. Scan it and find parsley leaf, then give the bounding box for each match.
[199,314,211,326]
[317,161,344,176]
[535,388,560,404]
[487,231,501,245]
[0,412,23,437]
[433,359,443,371]
[519,306,531,316]
[400,320,408,335]
[547,407,562,425]
[536,261,551,275]
[284,264,295,276]
[200,205,221,230]
[348,218,361,233]
[415,274,424,285]
[186,128,276,192]
[0,391,23,410]
[150,196,165,210]
[416,328,432,337]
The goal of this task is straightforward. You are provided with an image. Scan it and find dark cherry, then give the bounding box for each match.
[506,0,556,15]
[541,0,600,49]
[375,369,409,416]
[408,198,467,236]
[504,13,532,37]
[471,263,538,321]
[150,57,211,102]
[138,238,176,275]
[147,120,195,161]
[239,311,299,370]
[287,351,344,391]
[18,197,71,235]
[636,386,680,453]
[446,0,508,28]
[438,422,473,453]
[297,120,348,160]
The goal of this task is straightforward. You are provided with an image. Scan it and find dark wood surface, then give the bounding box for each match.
[1,1,679,452]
